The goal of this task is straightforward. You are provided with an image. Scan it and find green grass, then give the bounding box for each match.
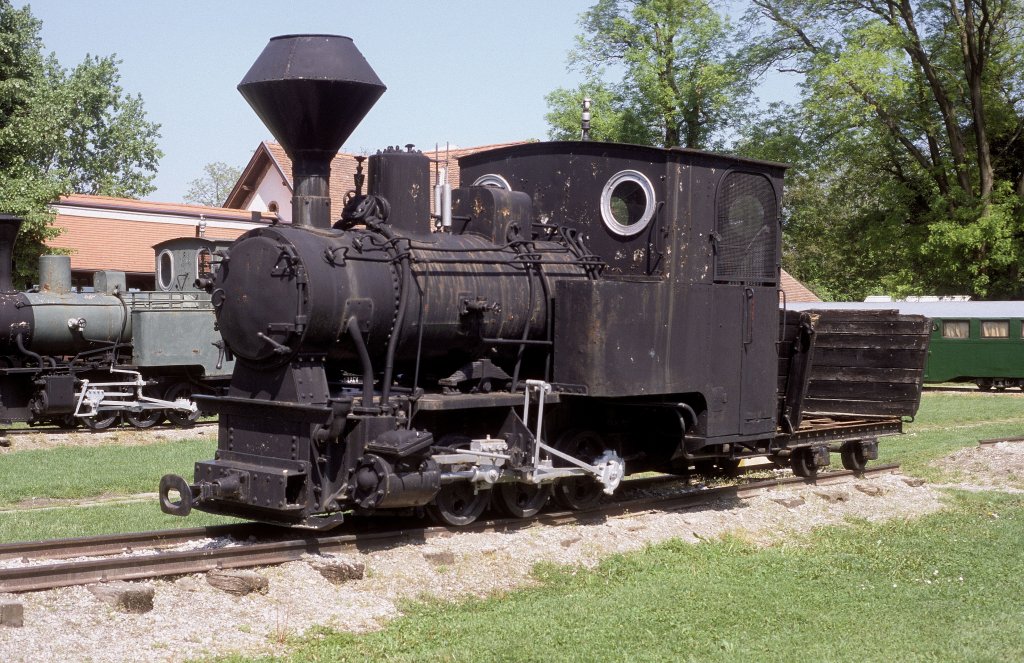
[227,490,1023,663]
[0,500,239,543]
[0,437,216,506]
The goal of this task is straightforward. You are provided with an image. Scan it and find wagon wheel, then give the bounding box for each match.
[551,429,607,511]
[976,379,993,391]
[840,442,868,472]
[125,407,164,429]
[164,381,200,428]
[791,447,818,478]
[82,411,119,431]
[425,435,490,526]
[493,481,552,519]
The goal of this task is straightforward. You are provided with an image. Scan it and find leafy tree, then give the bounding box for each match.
[544,81,658,144]
[184,161,241,207]
[0,1,161,287]
[547,0,754,149]
[742,0,1024,299]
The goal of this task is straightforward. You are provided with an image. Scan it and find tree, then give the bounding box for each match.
[0,1,161,287]
[741,0,1024,299]
[547,0,754,149]
[544,80,659,144]
[184,162,241,207]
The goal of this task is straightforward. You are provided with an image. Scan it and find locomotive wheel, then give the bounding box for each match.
[551,429,606,511]
[493,482,552,519]
[83,412,119,430]
[125,408,164,429]
[426,483,490,526]
[791,447,818,478]
[840,443,869,472]
[976,379,993,391]
[164,382,200,428]
[426,434,490,526]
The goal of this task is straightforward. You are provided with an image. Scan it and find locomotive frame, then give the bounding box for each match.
[159,34,929,528]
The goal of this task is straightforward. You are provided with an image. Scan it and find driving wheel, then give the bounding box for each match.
[164,382,200,428]
[82,412,119,430]
[125,407,164,429]
[425,434,490,526]
[551,429,607,510]
[493,481,552,518]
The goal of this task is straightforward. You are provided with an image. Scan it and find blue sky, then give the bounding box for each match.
[23,1,796,203]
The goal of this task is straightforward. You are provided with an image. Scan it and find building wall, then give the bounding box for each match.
[46,195,272,290]
[246,171,292,224]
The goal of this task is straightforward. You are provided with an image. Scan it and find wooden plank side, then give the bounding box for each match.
[806,380,922,400]
[811,347,928,369]
[809,320,932,335]
[813,334,930,350]
[805,366,924,383]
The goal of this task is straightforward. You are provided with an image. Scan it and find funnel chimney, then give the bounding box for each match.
[0,215,22,292]
[239,34,386,228]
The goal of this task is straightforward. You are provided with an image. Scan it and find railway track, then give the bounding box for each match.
[0,421,218,438]
[0,464,899,593]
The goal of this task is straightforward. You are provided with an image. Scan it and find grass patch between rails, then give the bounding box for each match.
[0,499,239,543]
[0,438,216,506]
[242,490,1023,663]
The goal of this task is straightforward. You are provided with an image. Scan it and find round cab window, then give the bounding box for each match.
[601,170,656,236]
[471,174,511,190]
[157,250,174,291]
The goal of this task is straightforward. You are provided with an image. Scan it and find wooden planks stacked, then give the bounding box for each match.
[800,309,930,417]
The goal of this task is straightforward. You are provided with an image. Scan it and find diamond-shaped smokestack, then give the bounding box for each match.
[238,34,386,228]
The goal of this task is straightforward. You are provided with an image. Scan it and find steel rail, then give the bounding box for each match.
[0,422,218,438]
[0,464,898,593]
[0,523,269,563]
[978,435,1024,445]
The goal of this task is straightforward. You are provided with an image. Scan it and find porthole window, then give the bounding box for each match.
[157,250,174,291]
[471,174,511,190]
[600,170,656,236]
[268,201,279,213]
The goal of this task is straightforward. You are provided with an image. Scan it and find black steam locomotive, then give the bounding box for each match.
[0,217,234,430]
[160,35,929,527]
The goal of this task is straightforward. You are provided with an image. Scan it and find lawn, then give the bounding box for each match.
[0,437,237,542]
[239,490,1024,662]
[0,438,217,506]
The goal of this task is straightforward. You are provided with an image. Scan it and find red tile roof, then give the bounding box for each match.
[50,194,273,274]
[781,269,820,302]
